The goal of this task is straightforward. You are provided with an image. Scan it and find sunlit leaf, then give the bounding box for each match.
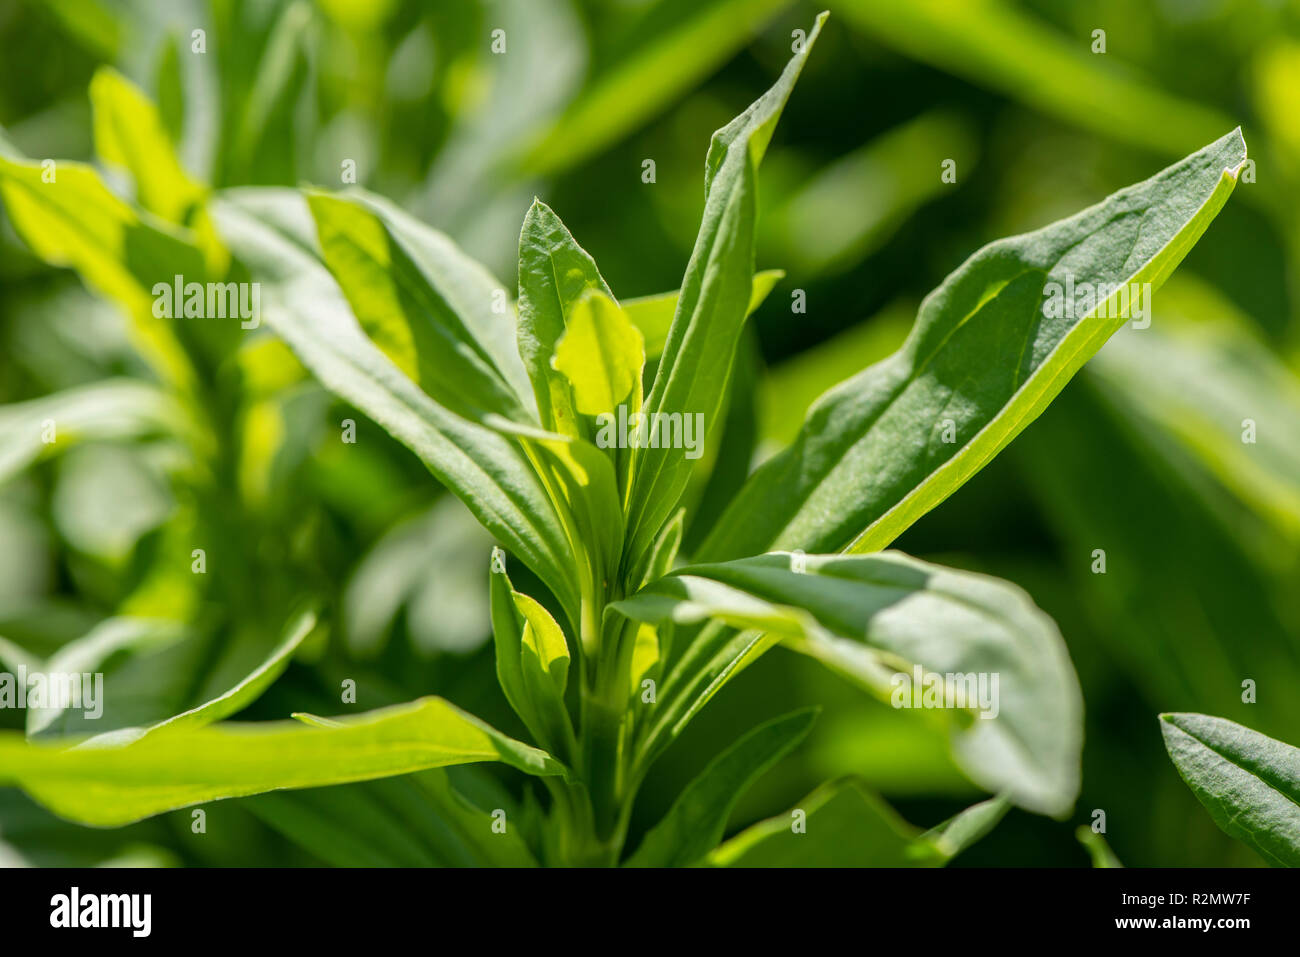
[0,696,565,827]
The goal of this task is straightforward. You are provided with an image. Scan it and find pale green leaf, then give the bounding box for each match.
[25,618,187,738]
[81,609,318,748]
[1088,300,1300,559]
[923,795,1010,860]
[615,551,1082,816]
[516,592,575,761]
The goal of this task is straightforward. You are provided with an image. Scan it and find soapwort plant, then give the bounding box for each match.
[0,13,1250,866]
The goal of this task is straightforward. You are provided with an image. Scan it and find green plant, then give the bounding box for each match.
[1160,713,1300,867]
[0,12,1249,866]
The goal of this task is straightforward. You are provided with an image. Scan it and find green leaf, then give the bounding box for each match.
[1087,300,1300,560]
[1016,374,1300,733]
[515,592,575,761]
[624,707,816,867]
[923,795,1010,860]
[83,609,318,747]
[521,0,794,176]
[764,111,978,278]
[614,551,1082,817]
[624,13,825,581]
[623,269,783,360]
[486,416,625,622]
[0,156,206,389]
[489,551,576,760]
[516,199,616,437]
[209,188,581,627]
[90,67,205,225]
[245,781,446,867]
[0,380,186,486]
[489,550,538,734]
[641,508,685,590]
[248,770,539,867]
[705,777,947,867]
[226,0,315,184]
[700,128,1248,561]
[0,696,566,827]
[307,189,533,422]
[25,618,187,738]
[552,291,645,418]
[1160,712,1300,867]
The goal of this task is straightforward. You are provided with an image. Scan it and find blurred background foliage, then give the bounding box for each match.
[0,0,1296,866]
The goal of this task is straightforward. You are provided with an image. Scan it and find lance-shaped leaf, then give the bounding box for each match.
[209,188,581,626]
[516,199,616,437]
[700,128,1248,561]
[705,777,947,867]
[623,13,826,580]
[624,707,816,867]
[307,189,533,423]
[0,696,566,828]
[1160,712,1300,867]
[614,551,1081,817]
[90,67,205,226]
